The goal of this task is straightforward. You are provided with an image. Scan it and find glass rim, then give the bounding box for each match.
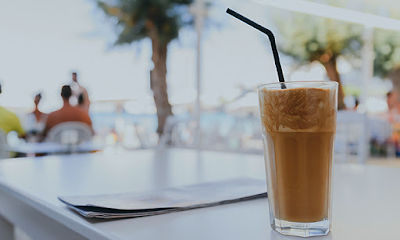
[257,81,338,90]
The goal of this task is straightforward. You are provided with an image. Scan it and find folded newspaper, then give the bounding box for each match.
[58,178,267,219]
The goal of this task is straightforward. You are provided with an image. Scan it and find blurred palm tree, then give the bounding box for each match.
[373,29,400,78]
[273,0,400,109]
[274,13,363,110]
[96,0,194,135]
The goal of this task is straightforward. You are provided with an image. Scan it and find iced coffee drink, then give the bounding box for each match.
[258,81,337,237]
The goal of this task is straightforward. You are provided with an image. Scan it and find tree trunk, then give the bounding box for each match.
[150,38,173,136]
[321,57,346,110]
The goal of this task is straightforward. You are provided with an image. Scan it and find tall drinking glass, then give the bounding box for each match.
[258,81,337,237]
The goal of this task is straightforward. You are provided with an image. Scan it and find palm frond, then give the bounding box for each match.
[95,0,195,46]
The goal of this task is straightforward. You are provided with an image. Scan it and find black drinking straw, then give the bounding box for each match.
[226,8,286,89]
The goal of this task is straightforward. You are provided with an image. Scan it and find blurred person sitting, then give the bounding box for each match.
[42,85,93,139]
[24,93,48,142]
[77,93,85,109]
[0,83,25,137]
[354,95,359,110]
[31,93,47,131]
[388,67,400,122]
[32,93,47,124]
[387,68,400,155]
[71,72,90,112]
[387,91,399,114]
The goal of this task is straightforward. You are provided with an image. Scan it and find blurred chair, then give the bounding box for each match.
[0,130,8,159]
[335,111,369,164]
[46,122,93,144]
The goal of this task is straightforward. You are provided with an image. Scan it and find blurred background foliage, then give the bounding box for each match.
[272,0,400,109]
[274,13,363,109]
[373,29,400,78]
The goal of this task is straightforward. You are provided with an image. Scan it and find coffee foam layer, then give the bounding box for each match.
[259,87,336,132]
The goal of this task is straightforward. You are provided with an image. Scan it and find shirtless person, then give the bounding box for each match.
[42,85,93,139]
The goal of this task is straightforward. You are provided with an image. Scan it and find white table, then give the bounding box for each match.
[6,142,104,155]
[0,149,398,240]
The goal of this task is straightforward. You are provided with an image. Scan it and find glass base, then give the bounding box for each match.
[271,217,330,237]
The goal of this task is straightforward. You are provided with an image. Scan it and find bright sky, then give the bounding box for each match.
[0,0,323,113]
